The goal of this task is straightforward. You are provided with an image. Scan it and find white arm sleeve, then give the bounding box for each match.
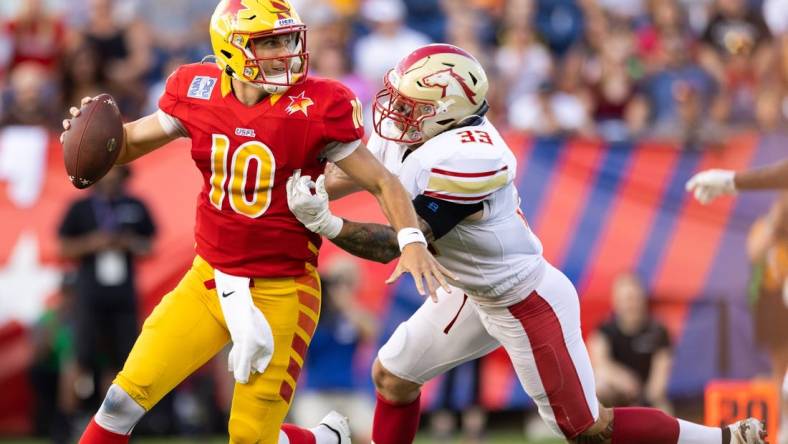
[156,109,189,138]
[321,139,361,163]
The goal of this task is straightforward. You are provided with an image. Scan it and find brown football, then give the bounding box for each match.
[62,93,124,189]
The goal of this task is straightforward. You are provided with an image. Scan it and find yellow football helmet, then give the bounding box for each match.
[372,44,489,145]
[210,0,308,94]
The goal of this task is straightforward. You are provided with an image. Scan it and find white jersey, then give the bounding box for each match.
[367,119,545,305]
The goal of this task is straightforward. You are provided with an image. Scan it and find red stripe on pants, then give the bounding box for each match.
[508,292,594,439]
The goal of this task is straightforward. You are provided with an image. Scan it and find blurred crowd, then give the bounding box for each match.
[0,0,786,147]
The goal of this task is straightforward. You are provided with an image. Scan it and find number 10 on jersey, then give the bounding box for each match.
[209,134,276,218]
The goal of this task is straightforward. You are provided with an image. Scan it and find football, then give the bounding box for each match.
[62,93,124,189]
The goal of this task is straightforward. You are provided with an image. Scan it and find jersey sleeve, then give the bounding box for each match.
[157,67,190,127]
[420,154,512,204]
[323,82,365,144]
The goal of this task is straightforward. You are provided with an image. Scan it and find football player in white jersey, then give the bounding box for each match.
[286,44,766,444]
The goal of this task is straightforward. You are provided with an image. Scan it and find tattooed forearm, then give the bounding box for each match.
[331,220,401,264]
[331,217,435,264]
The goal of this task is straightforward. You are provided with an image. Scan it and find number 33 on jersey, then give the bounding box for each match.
[158,62,364,277]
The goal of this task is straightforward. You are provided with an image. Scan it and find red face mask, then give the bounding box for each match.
[233,27,309,87]
[372,71,437,145]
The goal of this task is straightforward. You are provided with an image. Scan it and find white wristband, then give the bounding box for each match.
[397,227,427,251]
[323,215,344,239]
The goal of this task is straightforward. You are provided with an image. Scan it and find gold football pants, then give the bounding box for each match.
[114,255,321,443]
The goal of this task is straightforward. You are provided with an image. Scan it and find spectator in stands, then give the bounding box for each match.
[402,0,445,42]
[595,0,647,22]
[0,25,11,84]
[508,55,592,137]
[311,44,373,111]
[28,271,78,444]
[0,62,58,129]
[747,192,788,444]
[636,0,691,74]
[57,165,156,408]
[4,0,65,74]
[77,0,153,117]
[130,0,215,55]
[699,0,775,128]
[589,273,674,414]
[495,22,553,101]
[296,1,348,56]
[759,0,788,130]
[443,7,490,67]
[353,0,430,88]
[533,0,584,57]
[290,258,377,443]
[59,43,106,118]
[639,30,720,146]
[583,21,649,141]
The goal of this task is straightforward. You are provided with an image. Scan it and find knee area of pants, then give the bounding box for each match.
[228,417,262,444]
[372,364,420,402]
[372,363,403,391]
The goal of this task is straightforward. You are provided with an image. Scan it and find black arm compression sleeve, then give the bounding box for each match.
[413,194,484,239]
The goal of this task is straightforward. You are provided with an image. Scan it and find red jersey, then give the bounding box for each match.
[159,62,364,277]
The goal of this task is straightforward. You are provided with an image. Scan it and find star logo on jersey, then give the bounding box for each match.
[285,92,314,117]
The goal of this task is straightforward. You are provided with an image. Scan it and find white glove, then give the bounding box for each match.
[685,169,736,205]
[286,169,343,239]
[215,270,274,384]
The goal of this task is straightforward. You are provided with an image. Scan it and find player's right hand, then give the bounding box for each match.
[685,169,736,205]
[387,242,456,303]
[60,96,94,144]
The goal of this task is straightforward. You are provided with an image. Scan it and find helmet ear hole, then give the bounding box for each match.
[436,119,454,126]
[221,50,233,59]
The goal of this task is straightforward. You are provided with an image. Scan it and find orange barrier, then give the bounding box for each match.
[705,380,779,441]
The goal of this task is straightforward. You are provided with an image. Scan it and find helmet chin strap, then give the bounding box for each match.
[261,75,292,94]
[231,69,295,95]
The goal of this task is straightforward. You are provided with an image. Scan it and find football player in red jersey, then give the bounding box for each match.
[60,1,452,443]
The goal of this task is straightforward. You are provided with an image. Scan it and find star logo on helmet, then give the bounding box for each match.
[285,91,313,116]
[222,0,250,15]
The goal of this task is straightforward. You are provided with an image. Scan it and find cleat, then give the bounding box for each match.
[729,418,768,444]
[319,410,351,444]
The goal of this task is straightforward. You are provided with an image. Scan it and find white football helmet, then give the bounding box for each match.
[372,43,489,145]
